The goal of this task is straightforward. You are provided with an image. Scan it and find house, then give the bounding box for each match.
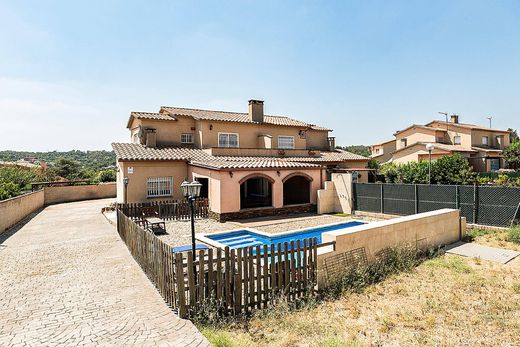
[112,100,369,221]
[370,115,511,172]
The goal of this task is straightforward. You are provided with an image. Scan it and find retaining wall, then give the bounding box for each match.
[0,190,44,232]
[317,208,465,288]
[43,183,116,205]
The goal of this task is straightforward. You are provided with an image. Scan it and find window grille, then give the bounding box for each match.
[147,177,173,197]
[218,133,239,147]
[278,136,295,149]
[181,133,194,144]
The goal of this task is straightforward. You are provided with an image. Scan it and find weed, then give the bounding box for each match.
[315,336,359,347]
[462,228,494,242]
[513,283,520,293]
[507,226,520,244]
[425,255,473,274]
[201,327,237,347]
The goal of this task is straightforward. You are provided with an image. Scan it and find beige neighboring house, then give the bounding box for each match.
[370,115,511,172]
[112,100,369,221]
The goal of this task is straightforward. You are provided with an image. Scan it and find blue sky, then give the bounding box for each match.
[1,0,519,151]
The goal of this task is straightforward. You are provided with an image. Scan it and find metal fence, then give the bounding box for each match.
[353,183,520,227]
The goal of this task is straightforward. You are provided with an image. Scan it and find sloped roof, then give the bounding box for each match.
[394,124,446,136]
[392,141,477,154]
[427,120,510,133]
[112,143,367,169]
[127,112,176,128]
[160,106,331,131]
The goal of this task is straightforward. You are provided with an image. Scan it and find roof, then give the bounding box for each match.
[427,120,511,133]
[471,146,503,153]
[126,112,176,128]
[190,159,321,170]
[392,142,477,154]
[394,124,446,136]
[372,139,395,147]
[112,143,367,169]
[159,106,331,131]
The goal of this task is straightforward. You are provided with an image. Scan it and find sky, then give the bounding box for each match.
[0,0,519,151]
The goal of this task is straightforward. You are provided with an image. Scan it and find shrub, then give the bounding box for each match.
[507,226,520,244]
[97,169,116,182]
[503,141,520,170]
[0,181,21,200]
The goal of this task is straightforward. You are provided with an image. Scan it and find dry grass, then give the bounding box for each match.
[202,231,520,346]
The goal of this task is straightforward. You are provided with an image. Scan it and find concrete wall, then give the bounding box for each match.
[317,173,353,214]
[317,209,463,288]
[0,190,44,232]
[44,183,116,205]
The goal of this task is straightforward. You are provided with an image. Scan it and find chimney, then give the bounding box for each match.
[145,128,157,148]
[248,99,264,123]
[450,114,459,124]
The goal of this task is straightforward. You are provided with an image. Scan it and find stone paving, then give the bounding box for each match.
[0,199,209,347]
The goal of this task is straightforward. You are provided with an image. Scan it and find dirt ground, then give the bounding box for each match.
[202,230,520,347]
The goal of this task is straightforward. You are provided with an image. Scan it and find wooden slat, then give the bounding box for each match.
[216,249,222,302]
[187,252,196,308]
[224,247,231,313]
[198,250,205,303]
[255,246,261,309]
[296,240,302,297]
[270,243,277,301]
[175,253,187,318]
[207,248,214,298]
[283,242,290,294]
[262,245,269,307]
[236,248,243,314]
[243,248,249,311]
[248,246,255,309]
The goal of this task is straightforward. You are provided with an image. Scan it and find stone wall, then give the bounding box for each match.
[0,190,44,232]
[44,183,116,205]
[317,173,353,214]
[317,209,464,288]
[210,204,317,222]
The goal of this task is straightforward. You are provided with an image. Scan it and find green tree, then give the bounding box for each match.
[337,145,371,157]
[430,154,476,185]
[51,157,82,179]
[504,141,520,170]
[508,128,519,143]
[97,169,116,182]
[0,181,21,200]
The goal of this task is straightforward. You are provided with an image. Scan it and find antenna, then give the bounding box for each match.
[438,112,448,130]
[486,116,492,128]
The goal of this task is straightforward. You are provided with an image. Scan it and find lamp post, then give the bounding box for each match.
[426,143,434,184]
[123,177,129,204]
[181,179,203,260]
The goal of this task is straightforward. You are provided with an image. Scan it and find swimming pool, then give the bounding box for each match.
[200,220,366,252]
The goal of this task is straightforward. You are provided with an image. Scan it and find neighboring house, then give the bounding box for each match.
[112,100,369,221]
[370,115,511,172]
[0,160,46,173]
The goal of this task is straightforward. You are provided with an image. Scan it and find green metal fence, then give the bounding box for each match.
[353,183,520,227]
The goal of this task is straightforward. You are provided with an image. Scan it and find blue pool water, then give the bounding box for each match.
[206,221,365,252]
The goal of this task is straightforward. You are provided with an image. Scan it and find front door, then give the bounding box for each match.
[195,177,209,199]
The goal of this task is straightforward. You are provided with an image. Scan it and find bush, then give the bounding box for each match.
[507,227,520,244]
[503,141,520,170]
[97,169,116,182]
[0,181,21,200]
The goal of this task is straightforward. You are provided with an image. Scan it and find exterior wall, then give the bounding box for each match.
[43,183,116,205]
[317,209,463,287]
[305,130,329,150]
[117,161,188,203]
[371,140,396,163]
[130,117,197,147]
[317,173,353,214]
[189,165,323,214]
[210,204,317,222]
[391,144,450,164]
[395,127,437,150]
[198,120,313,149]
[471,129,510,149]
[0,190,44,232]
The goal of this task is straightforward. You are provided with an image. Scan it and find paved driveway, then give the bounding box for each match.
[0,199,209,346]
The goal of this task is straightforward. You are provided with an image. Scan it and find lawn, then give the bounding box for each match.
[200,229,520,346]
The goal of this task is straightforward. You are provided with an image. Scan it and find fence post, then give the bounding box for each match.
[380,184,384,214]
[455,185,460,210]
[414,184,419,214]
[473,183,478,224]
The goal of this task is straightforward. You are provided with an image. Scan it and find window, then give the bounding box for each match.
[218,133,239,148]
[147,177,173,197]
[401,138,407,147]
[482,136,489,145]
[454,136,461,145]
[375,148,380,154]
[278,136,295,149]
[181,133,194,144]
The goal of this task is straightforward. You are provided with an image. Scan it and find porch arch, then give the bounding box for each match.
[283,174,311,205]
[240,175,273,209]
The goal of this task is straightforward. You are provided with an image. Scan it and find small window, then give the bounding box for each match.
[454,136,461,145]
[278,136,295,149]
[482,136,489,145]
[181,133,194,144]
[401,138,407,147]
[375,148,380,154]
[218,133,239,148]
[147,177,173,197]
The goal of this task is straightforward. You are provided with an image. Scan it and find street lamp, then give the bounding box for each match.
[426,143,434,184]
[181,179,203,260]
[123,177,129,204]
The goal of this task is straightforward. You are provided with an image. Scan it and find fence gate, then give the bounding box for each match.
[353,183,520,227]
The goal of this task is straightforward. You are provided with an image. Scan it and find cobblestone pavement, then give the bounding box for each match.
[0,199,209,347]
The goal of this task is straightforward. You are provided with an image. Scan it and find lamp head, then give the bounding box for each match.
[425,143,434,152]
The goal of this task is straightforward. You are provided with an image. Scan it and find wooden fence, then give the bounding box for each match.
[116,207,318,319]
[118,198,209,221]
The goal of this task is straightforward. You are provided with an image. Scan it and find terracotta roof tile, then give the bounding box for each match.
[127,112,176,128]
[190,159,320,170]
[160,106,330,131]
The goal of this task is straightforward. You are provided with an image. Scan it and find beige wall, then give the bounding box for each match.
[44,183,116,205]
[392,144,451,164]
[471,129,510,149]
[317,209,463,287]
[305,130,329,150]
[317,173,353,214]
[130,117,197,147]
[189,166,323,213]
[0,190,44,232]
[371,140,396,163]
[395,127,437,150]
[117,161,188,203]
